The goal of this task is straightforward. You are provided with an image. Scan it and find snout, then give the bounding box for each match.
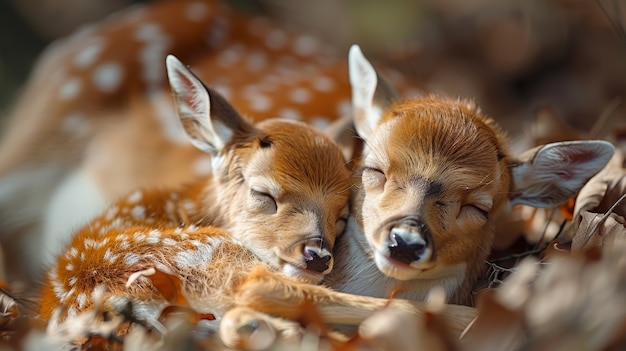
[384,217,432,265]
[302,243,333,274]
[279,237,334,283]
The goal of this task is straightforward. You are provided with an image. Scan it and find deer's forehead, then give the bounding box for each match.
[367,114,504,192]
[243,146,350,204]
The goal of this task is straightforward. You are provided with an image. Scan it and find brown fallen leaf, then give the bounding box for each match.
[562,150,626,250]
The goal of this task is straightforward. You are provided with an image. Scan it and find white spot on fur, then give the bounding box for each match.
[131,206,146,220]
[68,276,78,287]
[217,45,243,67]
[336,99,352,117]
[119,240,130,250]
[293,35,319,56]
[311,117,331,130]
[185,1,209,22]
[265,29,288,50]
[246,51,268,72]
[127,190,143,203]
[134,23,162,41]
[77,292,88,309]
[68,248,79,258]
[174,245,213,268]
[289,87,312,104]
[93,62,123,92]
[205,16,229,49]
[279,108,302,121]
[312,76,336,92]
[104,206,120,222]
[162,238,177,246]
[65,264,73,271]
[124,253,141,265]
[147,230,161,244]
[103,249,119,262]
[182,200,195,214]
[133,232,147,242]
[50,270,66,300]
[58,78,82,100]
[249,94,273,112]
[74,40,104,68]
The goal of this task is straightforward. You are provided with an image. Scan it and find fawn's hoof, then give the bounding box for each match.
[220,307,277,350]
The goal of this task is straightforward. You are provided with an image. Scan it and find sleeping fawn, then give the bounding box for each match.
[214,45,615,348]
[38,55,352,330]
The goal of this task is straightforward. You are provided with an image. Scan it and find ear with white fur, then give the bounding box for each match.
[165,54,256,156]
[510,140,615,207]
[348,45,397,141]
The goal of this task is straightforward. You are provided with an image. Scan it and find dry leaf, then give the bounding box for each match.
[562,151,626,250]
[461,288,525,351]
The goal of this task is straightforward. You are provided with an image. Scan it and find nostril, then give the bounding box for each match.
[304,249,331,273]
[388,232,427,264]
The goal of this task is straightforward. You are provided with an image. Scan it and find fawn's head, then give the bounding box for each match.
[348,46,614,290]
[166,55,351,284]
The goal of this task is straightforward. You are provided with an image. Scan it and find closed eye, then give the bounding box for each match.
[362,167,386,187]
[463,204,489,220]
[250,189,277,213]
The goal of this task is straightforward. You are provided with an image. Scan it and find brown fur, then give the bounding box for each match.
[38,89,352,324]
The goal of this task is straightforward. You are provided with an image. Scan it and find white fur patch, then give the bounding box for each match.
[93,62,123,92]
[265,29,288,50]
[43,168,109,261]
[292,35,319,56]
[185,1,209,22]
[74,39,104,68]
[126,190,143,203]
[58,77,82,100]
[174,245,213,268]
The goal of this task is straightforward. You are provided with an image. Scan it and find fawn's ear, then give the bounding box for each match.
[510,140,615,207]
[348,45,398,141]
[166,54,257,156]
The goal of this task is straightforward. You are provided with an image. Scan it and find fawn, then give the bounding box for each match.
[0,0,378,281]
[38,55,352,329]
[213,45,615,347]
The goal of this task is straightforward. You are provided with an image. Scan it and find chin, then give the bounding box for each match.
[282,264,325,284]
[374,252,423,280]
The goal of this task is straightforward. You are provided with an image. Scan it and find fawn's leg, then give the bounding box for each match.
[233,268,477,337]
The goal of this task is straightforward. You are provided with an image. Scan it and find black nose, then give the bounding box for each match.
[388,232,426,264]
[304,249,331,273]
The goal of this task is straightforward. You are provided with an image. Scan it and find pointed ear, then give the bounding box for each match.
[348,45,397,141]
[165,55,256,156]
[510,140,615,207]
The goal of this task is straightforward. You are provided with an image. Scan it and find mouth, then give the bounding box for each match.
[373,250,432,279]
[282,262,326,284]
